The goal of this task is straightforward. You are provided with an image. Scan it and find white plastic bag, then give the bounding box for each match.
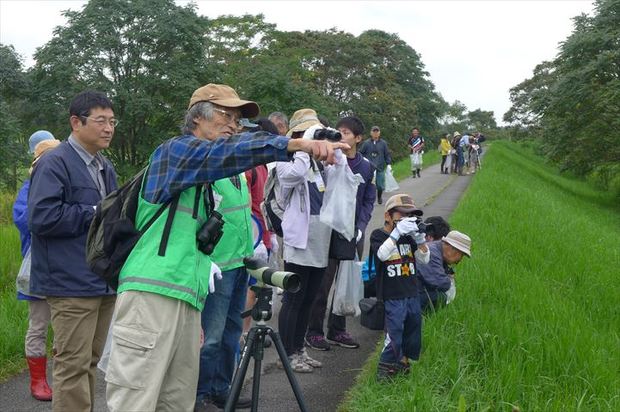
[384,168,399,192]
[15,247,32,296]
[320,149,363,241]
[332,258,364,317]
[97,311,116,374]
[445,278,456,304]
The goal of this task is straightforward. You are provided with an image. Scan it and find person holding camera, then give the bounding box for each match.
[417,230,471,313]
[305,116,376,352]
[105,86,349,412]
[359,125,391,204]
[276,108,335,373]
[368,194,429,381]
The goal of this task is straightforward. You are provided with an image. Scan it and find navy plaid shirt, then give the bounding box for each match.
[144,132,291,204]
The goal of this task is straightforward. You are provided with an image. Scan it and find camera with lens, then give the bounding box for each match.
[413,217,431,234]
[196,210,225,255]
[313,128,342,142]
[244,257,301,292]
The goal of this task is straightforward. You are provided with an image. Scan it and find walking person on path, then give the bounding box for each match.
[439,133,452,174]
[408,127,425,178]
[359,125,391,204]
[13,133,59,402]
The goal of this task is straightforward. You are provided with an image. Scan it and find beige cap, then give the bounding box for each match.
[442,230,472,257]
[453,131,461,138]
[286,108,321,137]
[188,83,260,118]
[384,193,423,216]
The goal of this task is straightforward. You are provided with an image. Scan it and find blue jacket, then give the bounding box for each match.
[28,141,118,297]
[359,139,391,171]
[416,240,451,302]
[347,153,376,233]
[13,179,30,257]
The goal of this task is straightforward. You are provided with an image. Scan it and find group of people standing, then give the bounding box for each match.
[13,83,473,411]
[440,131,486,176]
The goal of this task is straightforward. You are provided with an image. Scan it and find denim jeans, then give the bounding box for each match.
[197,266,248,399]
[380,297,422,364]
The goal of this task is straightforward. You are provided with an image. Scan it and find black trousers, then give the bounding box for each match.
[306,238,364,338]
[278,262,326,356]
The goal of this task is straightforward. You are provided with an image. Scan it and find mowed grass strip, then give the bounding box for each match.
[340,140,619,411]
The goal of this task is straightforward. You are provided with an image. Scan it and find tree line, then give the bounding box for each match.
[0,0,498,190]
[503,0,620,195]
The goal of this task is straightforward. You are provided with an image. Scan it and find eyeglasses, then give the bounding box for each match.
[81,116,119,128]
[212,108,241,126]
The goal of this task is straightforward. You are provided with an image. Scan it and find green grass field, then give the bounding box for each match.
[0,194,31,382]
[341,141,619,411]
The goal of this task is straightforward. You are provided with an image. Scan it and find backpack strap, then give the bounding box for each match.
[157,196,180,257]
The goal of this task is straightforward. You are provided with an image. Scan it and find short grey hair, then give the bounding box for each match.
[268,111,289,127]
[182,101,216,135]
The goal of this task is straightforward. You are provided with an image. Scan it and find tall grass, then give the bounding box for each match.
[341,141,619,411]
[0,223,29,381]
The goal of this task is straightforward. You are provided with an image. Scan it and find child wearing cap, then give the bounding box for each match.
[368,193,430,380]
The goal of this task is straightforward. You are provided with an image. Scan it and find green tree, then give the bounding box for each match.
[467,108,497,132]
[28,0,208,178]
[0,44,29,191]
[504,0,620,182]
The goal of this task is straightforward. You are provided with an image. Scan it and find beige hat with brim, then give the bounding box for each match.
[442,230,472,257]
[188,84,260,118]
[286,108,321,137]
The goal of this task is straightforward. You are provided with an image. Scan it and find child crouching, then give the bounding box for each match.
[369,194,430,380]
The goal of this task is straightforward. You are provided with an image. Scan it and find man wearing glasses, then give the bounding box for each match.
[105,83,349,411]
[28,90,118,412]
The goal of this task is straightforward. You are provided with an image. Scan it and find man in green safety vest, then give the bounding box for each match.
[105,84,349,412]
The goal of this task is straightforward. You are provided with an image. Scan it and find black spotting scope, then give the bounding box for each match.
[243,257,301,293]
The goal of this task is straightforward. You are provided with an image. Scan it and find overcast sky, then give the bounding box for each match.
[0,0,595,124]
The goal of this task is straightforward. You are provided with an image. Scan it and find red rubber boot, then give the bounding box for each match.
[26,357,52,401]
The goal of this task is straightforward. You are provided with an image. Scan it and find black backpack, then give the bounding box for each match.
[86,168,175,290]
[260,167,290,237]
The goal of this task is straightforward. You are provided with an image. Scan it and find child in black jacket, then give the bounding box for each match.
[369,194,429,380]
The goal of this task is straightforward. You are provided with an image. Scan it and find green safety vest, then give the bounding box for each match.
[118,184,211,311]
[210,174,254,271]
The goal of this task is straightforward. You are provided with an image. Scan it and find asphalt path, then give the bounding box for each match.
[0,159,476,412]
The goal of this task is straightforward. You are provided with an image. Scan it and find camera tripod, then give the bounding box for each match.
[224,285,308,412]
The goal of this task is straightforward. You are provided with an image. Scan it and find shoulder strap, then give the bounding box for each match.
[157,195,180,257]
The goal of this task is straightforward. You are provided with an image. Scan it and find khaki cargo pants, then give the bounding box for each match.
[106,291,201,412]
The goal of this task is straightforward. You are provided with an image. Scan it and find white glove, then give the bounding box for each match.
[356,229,363,243]
[269,233,279,255]
[387,165,392,173]
[208,262,222,293]
[302,124,324,140]
[253,241,269,262]
[391,217,419,240]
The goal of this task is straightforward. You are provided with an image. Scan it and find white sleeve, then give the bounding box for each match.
[415,247,430,264]
[377,237,398,262]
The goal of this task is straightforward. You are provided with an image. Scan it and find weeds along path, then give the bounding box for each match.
[342,141,620,412]
[0,156,475,412]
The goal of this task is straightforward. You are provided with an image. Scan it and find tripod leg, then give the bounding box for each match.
[225,327,257,412]
[250,329,266,412]
[268,329,309,412]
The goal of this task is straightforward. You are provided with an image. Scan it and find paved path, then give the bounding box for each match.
[0,161,475,412]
